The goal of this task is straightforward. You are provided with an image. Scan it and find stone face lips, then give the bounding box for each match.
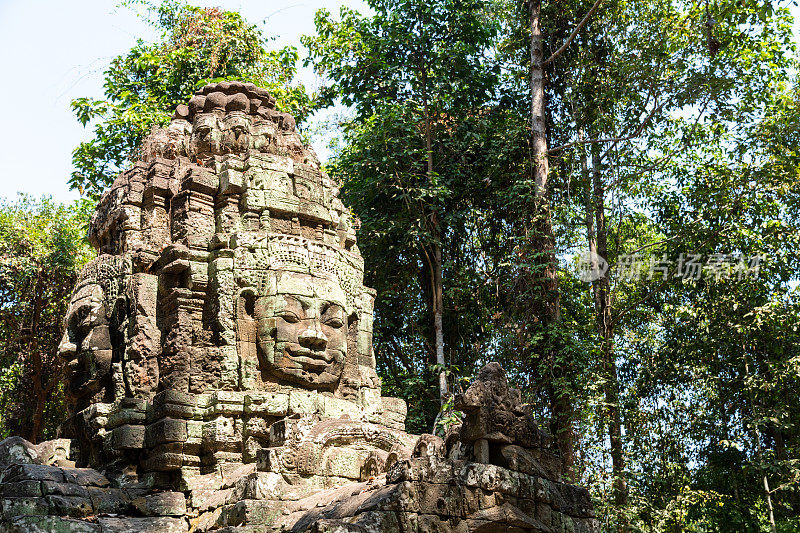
[0,83,597,532]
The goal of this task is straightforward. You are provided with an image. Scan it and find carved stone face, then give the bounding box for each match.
[222,113,251,153]
[190,114,222,156]
[57,283,113,404]
[255,273,348,389]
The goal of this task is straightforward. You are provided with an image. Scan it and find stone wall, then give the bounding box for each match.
[0,82,597,532]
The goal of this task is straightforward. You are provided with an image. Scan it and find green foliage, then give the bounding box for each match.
[640,86,800,530]
[306,0,800,529]
[305,0,507,428]
[541,0,800,528]
[70,0,313,199]
[0,196,94,442]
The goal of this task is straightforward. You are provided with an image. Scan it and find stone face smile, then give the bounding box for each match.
[284,344,334,365]
[254,272,349,390]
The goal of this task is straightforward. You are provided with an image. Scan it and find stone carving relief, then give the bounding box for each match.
[58,255,131,410]
[0,82,597,532]
[256,272,350,389]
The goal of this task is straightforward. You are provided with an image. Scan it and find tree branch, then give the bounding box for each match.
[541,0,603,67]
[613,225,728,325]
[600,102,664,162]
[624,217,702,256]
[549,135,633,156]
[549,101,664,155]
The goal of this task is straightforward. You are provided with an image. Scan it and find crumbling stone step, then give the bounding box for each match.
[0,515,99,533]
[0,516,187,533]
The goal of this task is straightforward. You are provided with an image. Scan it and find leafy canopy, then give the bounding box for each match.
[0,196,95,442]
[71,0,313,199]
[304,0,506,430]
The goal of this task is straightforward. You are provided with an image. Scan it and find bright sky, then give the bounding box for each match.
[0,1,797,205]
[0,0,367,204]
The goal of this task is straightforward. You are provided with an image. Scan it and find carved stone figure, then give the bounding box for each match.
[57,255,133,410]
[0,82,597,532]
[256,272,349,389]
[59,278,113,407]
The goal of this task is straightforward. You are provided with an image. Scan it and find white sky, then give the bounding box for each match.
[0,1,797,205]
[0,0,367,204]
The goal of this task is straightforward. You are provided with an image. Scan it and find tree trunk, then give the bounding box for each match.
[763,473,777,533]
[591,146,627,505]
[30,377,46,444]
[529,0,573,475]
[744,353,777,533]
[432,237,448,402]
[581,129,599,282]
[28,275,46,444]
[530,0,549,197]
[422,70,448,405]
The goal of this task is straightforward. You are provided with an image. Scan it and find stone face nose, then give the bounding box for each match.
[57,329,77,361]
[298,326,328,350]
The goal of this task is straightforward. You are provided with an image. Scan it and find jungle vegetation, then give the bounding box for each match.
[2,0,798,530]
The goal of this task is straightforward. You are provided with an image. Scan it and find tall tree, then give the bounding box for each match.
[0,196,94,443]
[305,0,500,412]
[520,0,602,477]
[71,0,313,199]
[543,0,798,525]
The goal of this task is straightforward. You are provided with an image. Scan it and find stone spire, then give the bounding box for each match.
[72,81,380,409]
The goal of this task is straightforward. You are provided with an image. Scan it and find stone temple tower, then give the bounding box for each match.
[0,82,598,532]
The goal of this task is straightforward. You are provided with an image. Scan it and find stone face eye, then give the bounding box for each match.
[322,304,344,328]
[324,316,343,329]
[280,311,300,323]
[279,297,304,323]
[73,304,94,331]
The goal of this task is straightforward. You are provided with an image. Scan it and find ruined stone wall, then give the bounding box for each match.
[0,82,597,533]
